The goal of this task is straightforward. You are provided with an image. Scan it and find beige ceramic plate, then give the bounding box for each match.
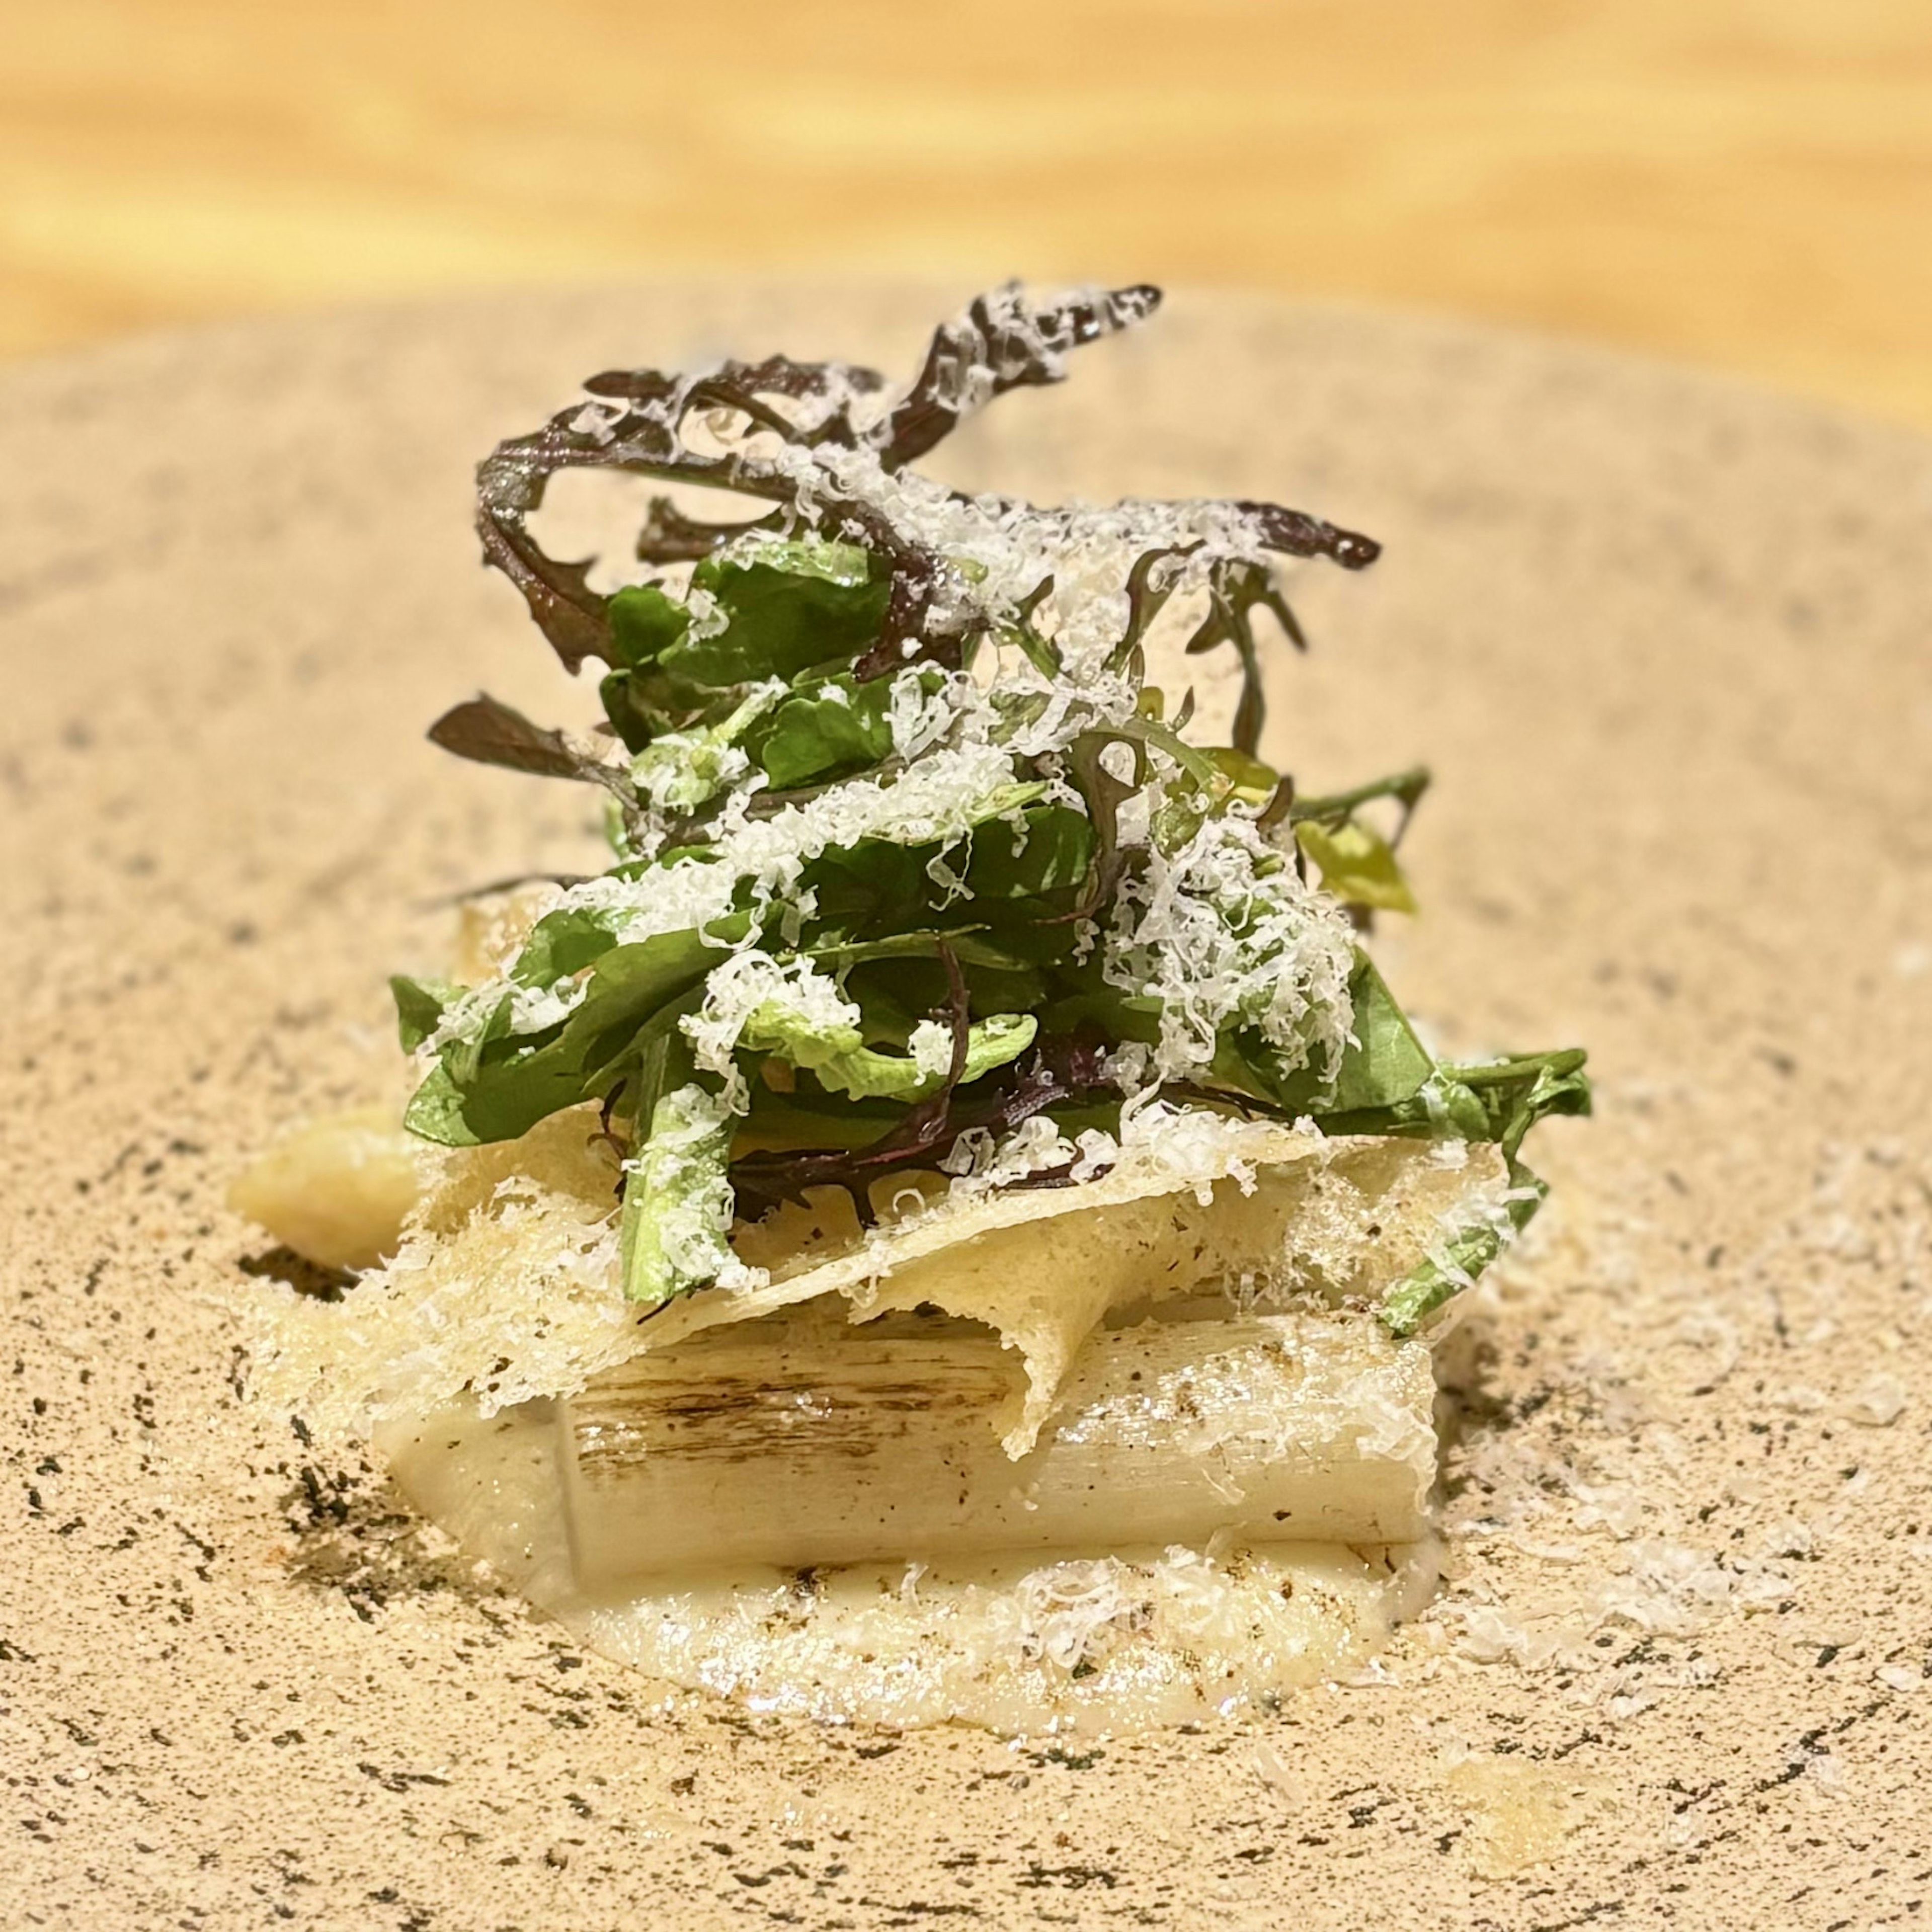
[4,285,1929,1925]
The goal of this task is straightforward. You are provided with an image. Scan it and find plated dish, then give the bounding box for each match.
[233,283,1587,1728]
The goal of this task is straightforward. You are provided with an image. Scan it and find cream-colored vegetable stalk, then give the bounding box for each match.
[562,1309,1435,1583]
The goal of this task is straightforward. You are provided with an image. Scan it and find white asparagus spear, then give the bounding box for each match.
[559,1308,1433,1586]
[225,1108,423,1272]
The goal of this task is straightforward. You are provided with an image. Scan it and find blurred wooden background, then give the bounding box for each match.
[5,0,1930,426]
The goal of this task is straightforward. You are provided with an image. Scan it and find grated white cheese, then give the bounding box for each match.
[1102,812,1357,1086]
[769,436,1287,685]
[682,585,728,641]
[887,666,965,759]
[632,735,752,814]
[907,1018,954,1081]
[682,952,861,1109]
[986,1555,1156,1671]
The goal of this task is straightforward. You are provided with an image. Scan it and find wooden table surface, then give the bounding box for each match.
[5,0,1931,428]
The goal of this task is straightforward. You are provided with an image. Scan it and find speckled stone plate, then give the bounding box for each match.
[4,285,1930,1926]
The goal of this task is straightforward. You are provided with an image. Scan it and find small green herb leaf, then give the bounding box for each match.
[402,1061,479,1146]
[661,542,890,686]
[389,975,462,1054]
[508,909,625,989]
[402,922,746,1148]
[1235,954,1433,1117]
[749,674,900,789]
[768,1012,1039,1103]
[963,805,1095,901]
[607,584,690,668]
[1378,1175,1547,1339]
[618,1081,737,1307]
[1294,819,1418,914]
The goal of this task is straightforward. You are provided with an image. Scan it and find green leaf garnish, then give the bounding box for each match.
[618,1081,737,1307]
[607,582,690,669]
[389,975,462,1054]
[508,908,624,989]
[1372,1048,1590,1335]
[1377,1178,1547,1339]
[661,542,889,687]
[396,283,1587,1326]
[749,672,906,789]
[1294,819,1418,914]
[749,1005,1038,1104]
[405,923,744,1147]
